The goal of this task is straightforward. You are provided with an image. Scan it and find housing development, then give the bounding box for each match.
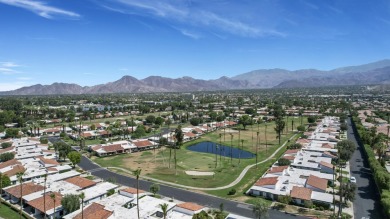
[0,87,389,219]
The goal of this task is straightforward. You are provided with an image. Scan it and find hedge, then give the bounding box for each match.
[352,117,390,218]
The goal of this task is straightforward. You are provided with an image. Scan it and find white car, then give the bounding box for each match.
[350,176,357,183]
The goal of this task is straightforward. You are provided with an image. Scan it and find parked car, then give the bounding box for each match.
[350,176,357,183]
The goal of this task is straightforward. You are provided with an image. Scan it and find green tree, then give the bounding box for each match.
[16,171,25,219]
[239,115,252,130]
[340,182,356,204]
[278,158,291,166]
[67,151,82,168]
[1,142,12,149]
[274,119,285,145]
[61,194,80,214]
[190,118,201,126]
[5,128,19,138]
[297,125,305,132]
[0,152,15,162]
[192,210,211,219]
[155,117,164,126]
[54,141,71,161]
[287,143,302,149]
[133,169,142,219]
[149,183,160,197]
[252,199,268,219]
[159,203,168,219]
[145,115,156,124]
[50,193,56,219]
[337,140,356,161]
[79,192,85,219]
[0,173,11,208]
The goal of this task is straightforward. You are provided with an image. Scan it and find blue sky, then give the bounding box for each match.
[0,0,390,91]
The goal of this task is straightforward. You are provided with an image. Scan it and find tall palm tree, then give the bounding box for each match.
[50,193,56,219]
[256,132,259,168]
[79,192,85,219]
[133,169,142,219]
[230,134,233,164]
[16,171,25,219]
[43,174,47,219]
[239,139,244,165]
[0,173,3,208]
[159,203,168,219]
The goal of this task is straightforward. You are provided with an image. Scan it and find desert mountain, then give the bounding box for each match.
[1,59,390,95]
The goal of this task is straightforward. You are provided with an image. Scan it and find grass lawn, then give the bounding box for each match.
[91,117,305,190]
[0,203,27,219]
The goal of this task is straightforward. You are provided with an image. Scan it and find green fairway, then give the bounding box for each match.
[91,117,305,189]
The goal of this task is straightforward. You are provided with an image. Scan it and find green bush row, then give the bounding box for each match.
[352,117,390,218]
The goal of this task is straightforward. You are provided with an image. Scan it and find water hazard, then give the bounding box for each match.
[187,141,255,159]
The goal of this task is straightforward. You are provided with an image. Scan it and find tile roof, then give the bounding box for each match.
[65,176,96,189]
[27,192,62,214]
[306,175,328,191]
[3,164,25,177]
[38,157,60,166]
[254,177,278,186]
[320,161,334,169]
[283,155,295,160]
[121,187,145,194]
[103,144,124,152]
[133,140,153,148]
[321,143,334,149]
[290,186,312,201]
[184,132,197,137]
[73,203,113,219]
[0,159,20,169]
[177,202,204,211]
[267,166,289,174]
[323,151,337,158]
[0,146,15,154]
[285,149,300,154]
[5,182,45,198]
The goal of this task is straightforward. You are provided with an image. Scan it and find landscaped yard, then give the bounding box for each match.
[0,204,27,219]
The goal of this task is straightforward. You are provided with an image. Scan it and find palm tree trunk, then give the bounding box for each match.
[137,178,140,219]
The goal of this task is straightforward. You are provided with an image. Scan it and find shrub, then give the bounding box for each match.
[228,188,236,195]
[278,158,291,166]
[0,152,15,162]
[40,137,48,144]
[1,142,12,149]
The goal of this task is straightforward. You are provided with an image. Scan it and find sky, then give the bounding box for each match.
[0,0,390,91]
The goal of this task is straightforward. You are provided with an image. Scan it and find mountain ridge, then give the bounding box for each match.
[1,59,390,95]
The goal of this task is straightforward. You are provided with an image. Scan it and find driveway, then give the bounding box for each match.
[347,118,383,219]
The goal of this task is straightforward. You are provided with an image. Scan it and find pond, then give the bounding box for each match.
[187,141,255,159]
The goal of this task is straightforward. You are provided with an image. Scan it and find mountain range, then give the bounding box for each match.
[2,59,390,95]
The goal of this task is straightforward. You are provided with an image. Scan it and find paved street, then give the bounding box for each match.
[78,156,305,219]
[348,118,383,219]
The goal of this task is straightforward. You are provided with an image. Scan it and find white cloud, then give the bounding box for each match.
[102,0,282,38]
[1,62,19,67]
[0,0,80,19]
[0,61,21,74]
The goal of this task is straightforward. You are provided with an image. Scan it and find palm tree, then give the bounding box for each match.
[43,174,47,219]
[133,169,142,219]
[79,192,85,219]
[0,173,3,208]
[256,132,259,168]
[16,171,25,219]
[252,199,268,219]
[230,134,233,164]
[374,141,387,162]
[159,203,168,219]
[50,193,56,219]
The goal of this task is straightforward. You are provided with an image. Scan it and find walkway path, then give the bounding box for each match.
[106,133,298,191]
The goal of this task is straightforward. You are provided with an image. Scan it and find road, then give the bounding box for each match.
[348,117,383,219]
[78,156,305,218]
